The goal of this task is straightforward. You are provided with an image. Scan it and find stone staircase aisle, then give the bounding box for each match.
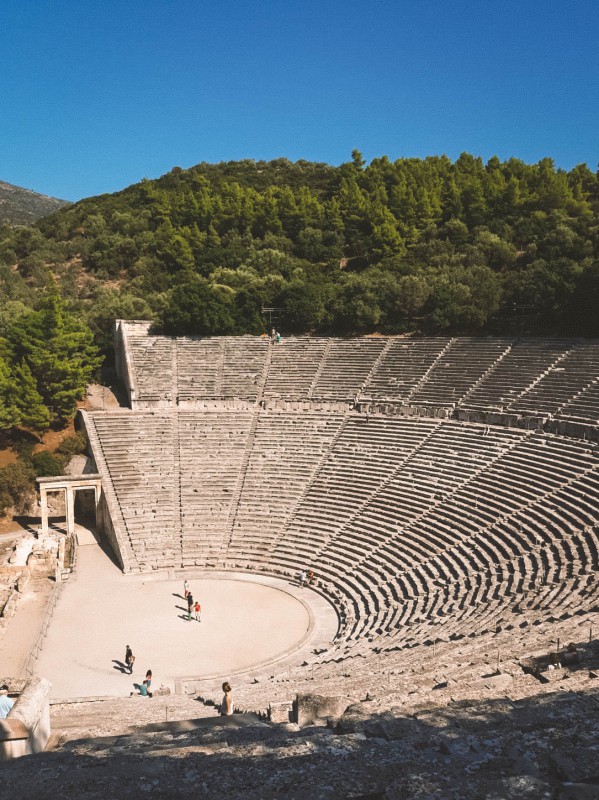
[219,410,262,564]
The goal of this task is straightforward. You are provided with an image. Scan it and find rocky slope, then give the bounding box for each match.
[0,180,68,225]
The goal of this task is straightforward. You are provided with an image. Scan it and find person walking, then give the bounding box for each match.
[125,645,135,674]
[187,592,194,620]
[194,600,201,622]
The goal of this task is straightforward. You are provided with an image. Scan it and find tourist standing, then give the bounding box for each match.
[187,592,194,620]
[125,644,135,674]
[184,579,190,599]
[220,682,233,716]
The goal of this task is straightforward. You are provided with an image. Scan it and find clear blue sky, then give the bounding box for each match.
[2,0,598,201]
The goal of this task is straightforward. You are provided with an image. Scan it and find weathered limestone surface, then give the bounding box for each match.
[3,686,599,799]
[296,693,353,726]
[0,677,52,760]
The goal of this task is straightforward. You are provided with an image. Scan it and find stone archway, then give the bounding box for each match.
[37,475,102,537]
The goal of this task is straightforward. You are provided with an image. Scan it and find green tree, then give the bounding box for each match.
[12,360,50,433]
[160,276,238,336]
[393,275,430,322]
[11,284,102,425]
[0,353,20,430]
[351,149,365,170]
[0,461,36,516]
[278,280,331,332]
[427,265,502,331]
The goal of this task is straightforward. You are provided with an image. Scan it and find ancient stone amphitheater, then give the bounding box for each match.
[7,321,599,799]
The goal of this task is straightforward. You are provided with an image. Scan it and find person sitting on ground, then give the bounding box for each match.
[129,670,153,697]
[130,679,152,697]
[0,685,14,718]
[220,681,233,716]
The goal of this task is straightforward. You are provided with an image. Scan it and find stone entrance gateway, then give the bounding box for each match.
[37,474,102,536]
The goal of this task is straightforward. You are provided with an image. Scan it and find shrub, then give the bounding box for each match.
[31,450,66,477]
[57,432,87,458]
[0,461,36,515]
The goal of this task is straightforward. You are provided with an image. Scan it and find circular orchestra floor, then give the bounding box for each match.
[35,534,337,699]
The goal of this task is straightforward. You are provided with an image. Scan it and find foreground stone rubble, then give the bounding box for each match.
[3,685,599,799]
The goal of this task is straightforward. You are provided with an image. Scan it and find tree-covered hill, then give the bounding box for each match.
[0,180,69,225]
[2,152,597,350]
[1,151,598,514]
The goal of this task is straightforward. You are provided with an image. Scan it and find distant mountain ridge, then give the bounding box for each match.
[0,180,69,225]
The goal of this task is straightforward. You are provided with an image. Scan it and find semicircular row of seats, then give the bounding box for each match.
[85,409,599,657]
[122,328,599,426]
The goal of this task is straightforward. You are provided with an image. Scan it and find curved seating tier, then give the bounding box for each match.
[86,410,599,658]
[510,342,599,418]
[460,339,572,410]
[90,411,179,570]
[127,336,174,404]
[119,325,599,427]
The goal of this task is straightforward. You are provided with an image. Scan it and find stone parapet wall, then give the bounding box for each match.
[357,401,452,418]
[263,398,350,412]
[0,677,52,760]
[547,417,599,442]
[114,320,150,408]
[177,398,256,411]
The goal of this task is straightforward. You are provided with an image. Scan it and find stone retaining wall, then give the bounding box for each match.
[0,677,52,760]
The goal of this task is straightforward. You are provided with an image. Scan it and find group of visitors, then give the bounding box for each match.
[184,579,201,621]
[261,328,281,343]
[298,569,315,587]
[123,644,153,697]
[122,579,233,714]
